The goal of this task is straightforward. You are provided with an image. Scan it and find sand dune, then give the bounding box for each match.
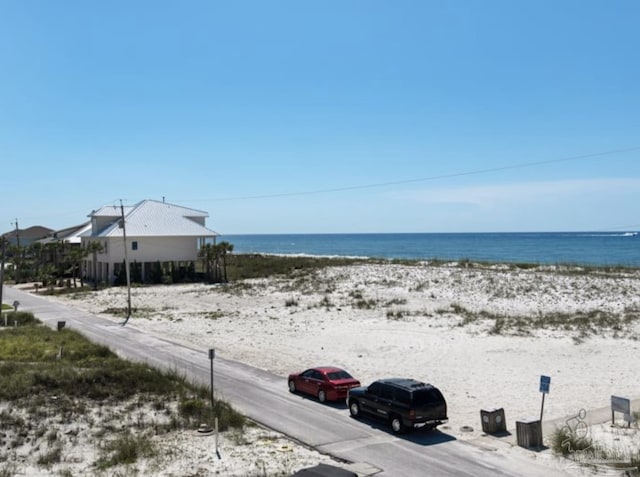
[12,260,639,475]
[50,261,640,439]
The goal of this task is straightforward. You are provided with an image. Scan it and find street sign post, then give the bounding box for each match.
[539,375,551,420]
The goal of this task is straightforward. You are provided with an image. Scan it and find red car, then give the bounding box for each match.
[288,366,361,403]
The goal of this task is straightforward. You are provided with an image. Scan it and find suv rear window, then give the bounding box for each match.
[411,388,445,406]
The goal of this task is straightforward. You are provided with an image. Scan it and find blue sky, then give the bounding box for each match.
[1,1,639,234]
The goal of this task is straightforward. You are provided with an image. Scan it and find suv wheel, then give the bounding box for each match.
[390,415,406,434]
[349,400,361,418]
[288,380,296,393]
[318,389,326,403]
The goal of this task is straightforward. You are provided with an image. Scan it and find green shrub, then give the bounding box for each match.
[0,311,38,327]
[36,445,62,466]
[550,426,592,456]
[95,433,156,469]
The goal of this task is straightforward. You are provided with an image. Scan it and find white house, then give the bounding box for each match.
[81,199,218,284]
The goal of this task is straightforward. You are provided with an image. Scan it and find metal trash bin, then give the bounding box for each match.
[516,418,542,449]
[480,408,506,434]
[57,321,66,331]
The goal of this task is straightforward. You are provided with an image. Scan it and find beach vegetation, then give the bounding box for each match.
[319,295,333,309]
[452,306,640,340]
[0,310,39,326]
[0,315,247,471]
[95,432,156,470]
[285,297,299,307]
[36,444,63,467]
[199,241,234,283]
[512,262,539,270]
[348,289,364,299]
[550,426,593,456]
[222,280,256,295]
[411,281,429,292]
[223,254,375,280]
[386,309,408,320]
[100,306,159,318]
[550,426,640,473]
[354,298,377,309]
[0,465,16,477]
[200,310,226,319]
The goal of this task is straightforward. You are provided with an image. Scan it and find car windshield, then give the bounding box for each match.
[327,370,353,380]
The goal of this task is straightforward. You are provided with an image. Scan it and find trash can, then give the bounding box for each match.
[516,418,542,449]
[57,321,66,331]
[480,408,506,434]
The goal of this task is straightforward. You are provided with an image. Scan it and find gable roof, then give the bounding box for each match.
[88,200,218,238]
[38,222,92,245]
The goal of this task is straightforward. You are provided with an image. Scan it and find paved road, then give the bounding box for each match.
[3,286,570,476]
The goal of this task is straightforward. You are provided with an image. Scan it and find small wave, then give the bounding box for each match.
[577,232,638,237]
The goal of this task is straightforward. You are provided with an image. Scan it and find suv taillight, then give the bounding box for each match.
[409,409,416,421]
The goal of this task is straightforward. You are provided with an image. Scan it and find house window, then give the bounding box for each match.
[132,241,138,251]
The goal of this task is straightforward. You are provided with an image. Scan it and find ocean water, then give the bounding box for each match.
[220,232,640,267]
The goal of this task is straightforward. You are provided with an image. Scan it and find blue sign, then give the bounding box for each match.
[540,375,551,394]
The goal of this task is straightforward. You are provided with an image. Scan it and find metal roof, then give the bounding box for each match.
[89,200,218,238]
[89,205,134,217]
[38,222,92,244]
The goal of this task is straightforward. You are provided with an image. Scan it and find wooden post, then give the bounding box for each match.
[209,349,215,409]
[215,417,220,458]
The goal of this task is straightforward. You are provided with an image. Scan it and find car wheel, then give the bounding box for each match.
[318,389,326,403]
[288,380,296,393]
[349,401,360,418]
[390,415,406,434]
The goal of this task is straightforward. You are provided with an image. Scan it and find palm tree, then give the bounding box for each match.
[218,241,234,283]
[9,243,25,284]
[198,243,217,283]
[67,247,85,288]
[86,241,104,289]
[27,241,45,279]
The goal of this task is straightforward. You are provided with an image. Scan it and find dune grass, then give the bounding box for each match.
[0,313,246,472]
[550,426,640,472]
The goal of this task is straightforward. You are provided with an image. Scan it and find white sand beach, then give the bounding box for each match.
[50,262,640,433]
[10,260,640,475]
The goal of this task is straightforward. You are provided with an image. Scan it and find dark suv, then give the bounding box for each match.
[347,378,447,434]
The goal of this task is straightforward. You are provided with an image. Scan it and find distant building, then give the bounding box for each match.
[37,222,92,270]
[1,226,53,246]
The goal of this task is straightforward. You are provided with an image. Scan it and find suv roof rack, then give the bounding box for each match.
[381,378,433,390]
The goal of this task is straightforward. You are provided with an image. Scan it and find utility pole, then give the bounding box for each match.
[14,219,19,249]
[12,219,20,284]
[119,201,132,326]
[0,235,6,313]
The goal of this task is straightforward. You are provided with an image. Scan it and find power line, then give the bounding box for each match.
[179,145,640,203]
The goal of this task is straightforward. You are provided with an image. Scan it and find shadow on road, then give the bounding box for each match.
[349,415,457,446]
[289,391,349,410]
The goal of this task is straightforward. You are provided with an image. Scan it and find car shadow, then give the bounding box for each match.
[290,392,349,410]
[349,415,457,446]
